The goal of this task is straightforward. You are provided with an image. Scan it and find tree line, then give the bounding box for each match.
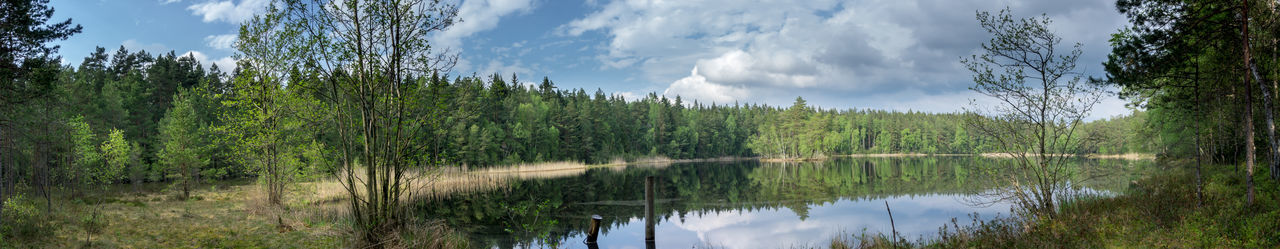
[0,45,1163,196]
[0,0,1161,245]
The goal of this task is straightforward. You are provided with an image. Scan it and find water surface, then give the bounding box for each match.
[415,156,1152,249]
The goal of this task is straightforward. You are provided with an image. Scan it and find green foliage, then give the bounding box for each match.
[500,199,560,248]
[157,90,208,199]
[78,209,104,246]
[0,0,82,106]
[0,193,44,240]
[67,115,104,187]
[218,64,308,205]
[741,96,1147,159]
[97,129,131,186]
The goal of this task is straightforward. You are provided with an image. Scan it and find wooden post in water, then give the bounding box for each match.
[586,215,602,244]
[885,200,898,247]
[645,176,656,242]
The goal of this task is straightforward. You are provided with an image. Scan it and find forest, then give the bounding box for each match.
[1,0,1278,248]
[0,44,1156,204]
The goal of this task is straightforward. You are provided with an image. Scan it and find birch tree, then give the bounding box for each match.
[239,0,459,245]
[962,8,1103,219]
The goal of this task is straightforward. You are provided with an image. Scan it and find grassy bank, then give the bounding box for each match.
[0,177,473,248]
[1,161,648,248]
[826,158,1279,248]
[1,180,342,248]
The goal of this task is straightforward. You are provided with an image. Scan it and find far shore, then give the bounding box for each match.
[473,156,760,175]
[462,152,1157,174]
[757,152,1156,162]
[978,152,1156,160]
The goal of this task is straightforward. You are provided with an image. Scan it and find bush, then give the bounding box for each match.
[1,194,46,240]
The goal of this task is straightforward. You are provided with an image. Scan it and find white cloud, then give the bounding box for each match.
[1089,94,1136,121]
[477,59,533,78]
[187,0,270,24]
[658,195,1014,249]
[205,34,238,50]
[122,39,169,53]
[612,91,641,101]
[161,0,183,4]
[662,67,750,105]
[564,0,1127,115]
[433,0,536,50]
[696,50,819,88]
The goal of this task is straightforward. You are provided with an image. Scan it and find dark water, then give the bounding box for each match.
[414,156,1153,249]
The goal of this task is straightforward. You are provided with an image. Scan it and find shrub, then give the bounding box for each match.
[1,194,46,240]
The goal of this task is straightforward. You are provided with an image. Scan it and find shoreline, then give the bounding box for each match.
[460,152,1158,174]
[977,152,1156,160]
[471,156,761,174]
[757,152,1156,162]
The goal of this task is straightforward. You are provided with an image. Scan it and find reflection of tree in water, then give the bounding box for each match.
[413,157,1151,248]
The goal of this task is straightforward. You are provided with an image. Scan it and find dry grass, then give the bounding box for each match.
[1087,153,1156,160]
[760,157,828,162]
[626,160,673,169]
[4,166,504,248]
[302,166,512,215]
[6,181,346,248]
[299,162,588,217]
[474,161,591,175]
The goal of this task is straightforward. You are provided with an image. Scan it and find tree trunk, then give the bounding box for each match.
[132,166,140,193]
[1196,113,1205,207]
[183,164,191,200]
[37,138,50,213]
[0,122,7,218]
[1195,71,1206,207]
[1268,0,1280,183]
[1253,66,1278,184]
[1245,71,1257,207]
[37,105,53,213]
[1249,61,1280,182]
[1242,0,1256,206]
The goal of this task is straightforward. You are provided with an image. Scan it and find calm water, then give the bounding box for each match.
[415,156,1153,249]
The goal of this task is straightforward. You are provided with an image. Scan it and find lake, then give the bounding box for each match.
[414,156,1154,249]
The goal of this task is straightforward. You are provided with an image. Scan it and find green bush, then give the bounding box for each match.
[1,194,46,240]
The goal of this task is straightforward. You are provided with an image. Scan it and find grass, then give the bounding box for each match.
[1,180,343,248]
[1,175,474,248]
[827,158,1280,248]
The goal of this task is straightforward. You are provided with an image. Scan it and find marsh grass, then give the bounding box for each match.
[475,161,592,179]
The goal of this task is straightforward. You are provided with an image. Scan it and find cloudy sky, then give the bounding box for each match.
[51,0,1135,119]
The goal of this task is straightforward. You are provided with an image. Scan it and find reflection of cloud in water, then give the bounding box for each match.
[556,194,1011,249]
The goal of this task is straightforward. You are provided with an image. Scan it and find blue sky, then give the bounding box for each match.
[50,0,1135,119]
